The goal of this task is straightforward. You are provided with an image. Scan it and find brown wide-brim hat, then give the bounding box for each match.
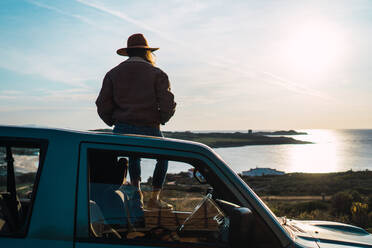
[117,33,159,56]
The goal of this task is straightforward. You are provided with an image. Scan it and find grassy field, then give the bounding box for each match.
[242,170,372,196]
[243,171,372,230]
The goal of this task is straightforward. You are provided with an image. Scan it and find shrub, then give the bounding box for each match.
[350,190,362,202]
[350,202,368,228]
[368,195,372,212]
[292,201,329,214]
[331,191,353,215]
[337,214,351,224]
[297,209,332,221]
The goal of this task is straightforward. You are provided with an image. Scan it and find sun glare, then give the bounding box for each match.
[280,21,347,79]
[286,130,340,173]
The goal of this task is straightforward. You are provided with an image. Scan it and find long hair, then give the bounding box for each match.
[127,48,155,65]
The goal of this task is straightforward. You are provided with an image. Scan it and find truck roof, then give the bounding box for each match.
[0,125,214,155]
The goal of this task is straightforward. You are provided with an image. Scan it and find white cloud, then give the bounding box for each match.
[0,90,24,100]
[0,48,95,88]
[0,88,97,112]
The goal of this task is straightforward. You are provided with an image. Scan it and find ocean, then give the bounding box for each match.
[213,129,372,174]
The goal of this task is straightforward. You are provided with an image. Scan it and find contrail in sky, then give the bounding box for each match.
[27,0,330,101]
[76,0,186,46]
[26,0,118,35]
[75,0,331,101]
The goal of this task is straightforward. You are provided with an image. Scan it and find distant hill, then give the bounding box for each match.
[253,130,308,135]
[162,131,311,147]
[91,129,312,148]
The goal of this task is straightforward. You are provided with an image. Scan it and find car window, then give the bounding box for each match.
[0,142,43,236]
[77,147,282,248]
[87,149,230,247]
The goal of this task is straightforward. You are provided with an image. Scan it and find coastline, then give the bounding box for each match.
[163,131,312,148]
[92,129,312,148]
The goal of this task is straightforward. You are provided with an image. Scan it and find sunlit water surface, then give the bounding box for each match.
[214,129,372,174]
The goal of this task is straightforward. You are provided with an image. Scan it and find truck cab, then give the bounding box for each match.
[1,126,371,248]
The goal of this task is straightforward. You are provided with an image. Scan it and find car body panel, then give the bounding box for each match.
[289,220,372,248]
[0,237,73,247]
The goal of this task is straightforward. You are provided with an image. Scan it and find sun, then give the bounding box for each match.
[280,21,347,78]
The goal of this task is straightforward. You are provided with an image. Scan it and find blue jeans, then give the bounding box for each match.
[113,123,168,189]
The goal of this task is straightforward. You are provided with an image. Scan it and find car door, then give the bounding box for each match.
[74,141,284,248]
[0,138,74,248]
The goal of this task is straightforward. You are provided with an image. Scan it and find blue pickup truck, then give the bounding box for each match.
[1,125,371,248]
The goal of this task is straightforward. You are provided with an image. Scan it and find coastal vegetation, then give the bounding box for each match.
[241,170,372,196]
[163,131,311,147]
[241,170,372,232]
[252,130,308,135]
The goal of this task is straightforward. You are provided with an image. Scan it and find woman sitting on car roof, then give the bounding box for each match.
[96,33,176,210]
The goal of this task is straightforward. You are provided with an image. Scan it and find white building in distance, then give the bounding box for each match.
[242,167,285,177]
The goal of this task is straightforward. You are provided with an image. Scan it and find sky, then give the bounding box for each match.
[0,0,371,131]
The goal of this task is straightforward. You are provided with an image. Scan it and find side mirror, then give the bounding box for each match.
[193,169,207,184]
[229,207,255,248]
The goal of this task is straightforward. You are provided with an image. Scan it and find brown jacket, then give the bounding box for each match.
[96,57,176,127]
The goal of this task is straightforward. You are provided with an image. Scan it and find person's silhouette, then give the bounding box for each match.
[96,33,176,210]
